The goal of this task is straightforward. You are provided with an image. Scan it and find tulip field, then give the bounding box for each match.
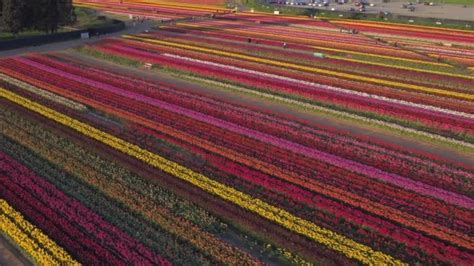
[74,0,230,20]
[0,2,473,265]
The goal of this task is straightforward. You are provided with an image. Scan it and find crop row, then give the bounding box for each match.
[0,86,405,265]
[1,52,472,262]
[84,38,473,143]
[5,55,471,215]
[4,54,472,227]
[0,143,172,265]
[150,27,470,84]
[0,106,262,265]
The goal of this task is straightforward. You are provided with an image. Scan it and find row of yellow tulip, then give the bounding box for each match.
[125,35,472,101]
[0,87,405,265]
[0,199,79,265]
[0,110,262,266]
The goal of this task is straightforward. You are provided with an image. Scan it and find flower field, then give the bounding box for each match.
[74,0,230,20]
[0,3,473,265]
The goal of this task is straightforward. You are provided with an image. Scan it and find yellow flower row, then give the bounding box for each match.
[0,199,79,265]
[0,87,405,265]
[125,35,472,101]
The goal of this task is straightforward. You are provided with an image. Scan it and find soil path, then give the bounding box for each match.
[0,235,32,266]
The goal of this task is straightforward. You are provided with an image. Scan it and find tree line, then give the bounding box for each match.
[1,0,74,35]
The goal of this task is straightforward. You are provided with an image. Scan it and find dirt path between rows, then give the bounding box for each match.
[61,50,474,167]
[0,235,32,266]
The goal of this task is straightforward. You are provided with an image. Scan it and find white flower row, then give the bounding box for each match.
[162,53,473,119]
[182,74,474,149]
[0,73,87,111]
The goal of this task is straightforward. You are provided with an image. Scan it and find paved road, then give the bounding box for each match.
[0,20,156,58]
